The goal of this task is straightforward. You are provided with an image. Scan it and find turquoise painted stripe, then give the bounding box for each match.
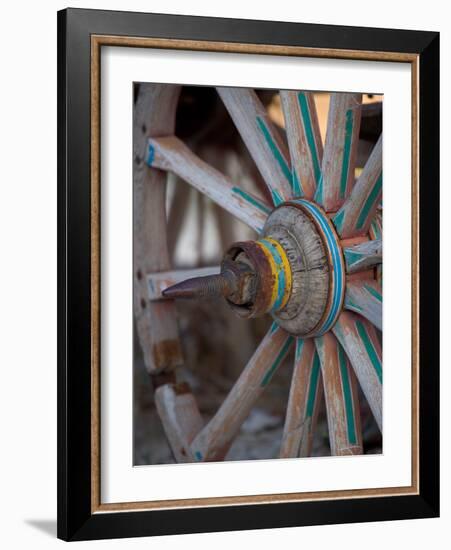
[292,170,302,197]
[194,451,203,461]
[298,92,322,187]
[356,172,383,230]
[314,173,324,204]
[333,208,345,233]
[364,284,382,302]
[339,109,354,199]
[259,238,287,312]
[338,345,357,445]
[271,189,284,207]
[355,320,382,383]
[343,248,362,267]
[256,116,292,195]
[295,338,304,361]
[305,353,321,418]
[270,321,279,334]
[232,186,272,215]
[292,200,344,334]
[261,336,294,387]
[146,143,155,166]
[344,296,363,313]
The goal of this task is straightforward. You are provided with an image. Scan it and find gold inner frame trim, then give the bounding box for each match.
[90,34,420,514]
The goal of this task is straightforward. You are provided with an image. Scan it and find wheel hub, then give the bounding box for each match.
[164,199,345,337]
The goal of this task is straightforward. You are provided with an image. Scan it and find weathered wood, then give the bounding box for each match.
[280,339,323,458]
[147,266,220,301]
[190,324,294,461]
[333,135,383,238]
[333,312,382,430]
[345,279,382,331]
[316,93,362,211]
[315,333,363,455]
[266,200,340,336]
[217,87,293,204]
[369,208,382,240]
[134,83,183,373]
[155,383,204,463]
[280,91,323,200]
[369,209,383,286]
[147,136,270,233]
[343,239,382,273]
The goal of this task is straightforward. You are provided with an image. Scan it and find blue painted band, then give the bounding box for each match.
[290,199,345,335]
[147,142,155,166]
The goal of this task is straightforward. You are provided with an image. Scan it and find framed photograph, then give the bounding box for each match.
[57,8,439,541]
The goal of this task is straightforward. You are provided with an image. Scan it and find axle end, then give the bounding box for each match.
[162,273,233,300]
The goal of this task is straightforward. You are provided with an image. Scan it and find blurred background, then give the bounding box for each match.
[133,86,383,465]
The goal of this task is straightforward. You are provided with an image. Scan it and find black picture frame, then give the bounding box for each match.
[57,7,439,541]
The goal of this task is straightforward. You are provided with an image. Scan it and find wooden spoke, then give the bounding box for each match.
[155,383,204,463]
[369,208,382,240]
[147,136,270,233]
[280,339,323,458]
[343,239,382,274]
[345,280,382,331]
[315,333,363,456]
[369,209,383,286]
[134,84,183,373]
[333,312,382,430]
[147,266,220,301]
[333,135,383,238]
[190,324,294,461]
[280,91,323,199]
[217,87,293,204]
[316,93,362,211]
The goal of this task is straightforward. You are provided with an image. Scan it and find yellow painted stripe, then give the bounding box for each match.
[255,241,278,311]
[256,238,292,312]
[264,237,292,309]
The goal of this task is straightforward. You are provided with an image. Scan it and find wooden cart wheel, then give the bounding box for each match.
[134,83,382,462]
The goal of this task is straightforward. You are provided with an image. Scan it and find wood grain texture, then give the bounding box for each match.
[345,279,382,331]
[316,93,362,211]
[280,339,323,458]
[93,35,418,63]
[343,238,382,273]
[190,324,293,461]
[333,135,383,238]
[264,204,330,336]
[134,84,184,373]
[217,87,293,204]
[369,209,383,286]
[315,333,363,456]
[148,135,270,233]
[333,311,382,431]
[155,383,204,463]
[147,266,220,301]
[280,91,323,199]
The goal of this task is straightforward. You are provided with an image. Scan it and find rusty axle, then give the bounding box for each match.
[162,272,235,300]
[163,260,256,304]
